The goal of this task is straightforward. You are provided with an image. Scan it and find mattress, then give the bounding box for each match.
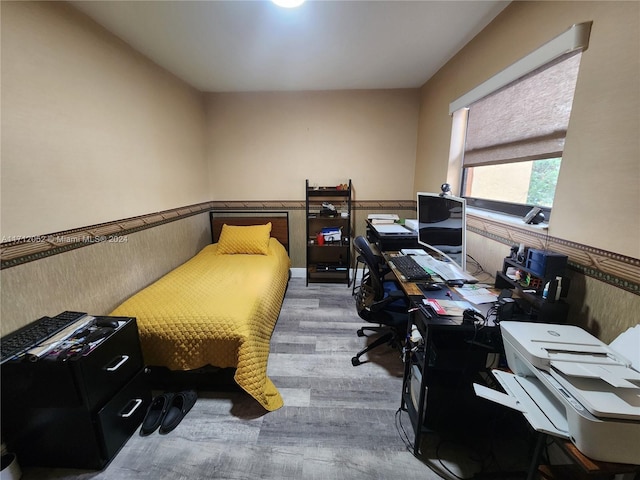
[110,238,290,411]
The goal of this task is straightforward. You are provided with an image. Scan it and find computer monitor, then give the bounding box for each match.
[416,192,466,270]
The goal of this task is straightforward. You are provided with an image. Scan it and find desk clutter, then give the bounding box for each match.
[366,217,420,252]
[392,241,640,472]
[495,245,570,324]
[1,311,126,364]
[1,312,150,469]
[389,252,478,286]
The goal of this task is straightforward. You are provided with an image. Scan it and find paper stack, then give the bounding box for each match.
[368,213,399,225]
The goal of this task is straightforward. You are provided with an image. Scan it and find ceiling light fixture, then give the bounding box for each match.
[272,0,305,8]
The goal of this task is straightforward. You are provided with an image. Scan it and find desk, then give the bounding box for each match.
[386,253,640,477]
[383,251,496,317]
[385,252,505,456]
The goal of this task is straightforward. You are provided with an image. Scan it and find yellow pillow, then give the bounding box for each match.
[216,222,272,255]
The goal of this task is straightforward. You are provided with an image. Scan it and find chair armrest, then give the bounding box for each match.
[368,290,406,313]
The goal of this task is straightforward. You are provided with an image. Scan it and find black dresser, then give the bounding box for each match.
[1,315,151,469]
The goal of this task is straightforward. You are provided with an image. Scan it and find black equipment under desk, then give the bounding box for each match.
[400,297,505,453]
[384,253,505,455]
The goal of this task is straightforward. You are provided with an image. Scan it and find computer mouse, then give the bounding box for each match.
[421,282,444,291]
[95,318,119,329]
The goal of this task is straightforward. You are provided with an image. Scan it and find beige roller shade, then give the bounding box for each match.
[463,52,582,167]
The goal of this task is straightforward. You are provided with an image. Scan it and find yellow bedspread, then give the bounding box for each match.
[110,238,290,411]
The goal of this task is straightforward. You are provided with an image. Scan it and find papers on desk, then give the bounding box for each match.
[425,299,474,317]
[401,248,427,256]
[453,285,499,304]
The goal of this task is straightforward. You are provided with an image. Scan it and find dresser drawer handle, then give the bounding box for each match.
[119,398,143,418]
[105,355,129,372]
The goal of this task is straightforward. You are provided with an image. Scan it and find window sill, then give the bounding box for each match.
[467,207,549,232]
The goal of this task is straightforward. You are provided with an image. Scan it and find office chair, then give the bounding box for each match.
[351,236,409,366]
[350,236,392,295]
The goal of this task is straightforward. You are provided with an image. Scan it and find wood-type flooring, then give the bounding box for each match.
[19,278,532,480]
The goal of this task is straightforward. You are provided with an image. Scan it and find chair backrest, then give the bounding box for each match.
[354,235,410,325]
[353,236,386,311]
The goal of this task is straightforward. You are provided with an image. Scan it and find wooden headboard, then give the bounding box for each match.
[210,213,290,252]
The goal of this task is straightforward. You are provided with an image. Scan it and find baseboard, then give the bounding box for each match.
[290,267,363,283]
[290,267,306,278]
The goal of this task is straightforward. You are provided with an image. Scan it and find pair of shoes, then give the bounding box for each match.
[139,390,197,436]
[140,392,173,436]
[159,389,197,434]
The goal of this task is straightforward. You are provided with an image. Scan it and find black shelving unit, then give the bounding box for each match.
[495,254,570,323]
[305,179,352,285]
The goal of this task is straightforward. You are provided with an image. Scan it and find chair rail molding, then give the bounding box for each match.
[467,212,639,295]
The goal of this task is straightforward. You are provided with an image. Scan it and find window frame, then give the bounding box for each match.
[461,157,557,223]
[461,187,553,222]
[448,22,592,223]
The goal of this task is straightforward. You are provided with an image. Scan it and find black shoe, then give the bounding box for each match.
[159,390,197,434]
[140,393,174,436]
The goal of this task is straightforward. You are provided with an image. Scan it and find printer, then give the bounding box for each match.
[475,321,640,465]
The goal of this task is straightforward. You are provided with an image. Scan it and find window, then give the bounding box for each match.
[449,22,592,221]
[464,157,561,208]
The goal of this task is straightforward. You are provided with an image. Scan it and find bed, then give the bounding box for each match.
[110,215,290,411]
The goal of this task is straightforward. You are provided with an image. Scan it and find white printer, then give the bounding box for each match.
[474,321,640,465]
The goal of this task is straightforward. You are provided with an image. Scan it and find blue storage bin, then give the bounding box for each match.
[525,249,567,277]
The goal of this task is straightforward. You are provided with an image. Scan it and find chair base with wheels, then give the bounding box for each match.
[351,304,407,366]
[351,330,394,366]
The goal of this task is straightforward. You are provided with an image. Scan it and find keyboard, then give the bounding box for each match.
[1,311,90,364]
[390,255,432,281]
[412,255,477,283]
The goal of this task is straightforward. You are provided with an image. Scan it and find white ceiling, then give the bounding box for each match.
[70,0,510,92]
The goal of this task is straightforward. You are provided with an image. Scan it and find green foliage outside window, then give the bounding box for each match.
[527,158,561,207]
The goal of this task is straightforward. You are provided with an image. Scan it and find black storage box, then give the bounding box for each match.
[525,249,568,277]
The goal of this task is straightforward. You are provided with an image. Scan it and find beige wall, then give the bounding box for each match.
[1,1,637,343]
[0,1,209,239]
[416,1,640,259]
[0,214,211,336]
[205,90,420,201]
